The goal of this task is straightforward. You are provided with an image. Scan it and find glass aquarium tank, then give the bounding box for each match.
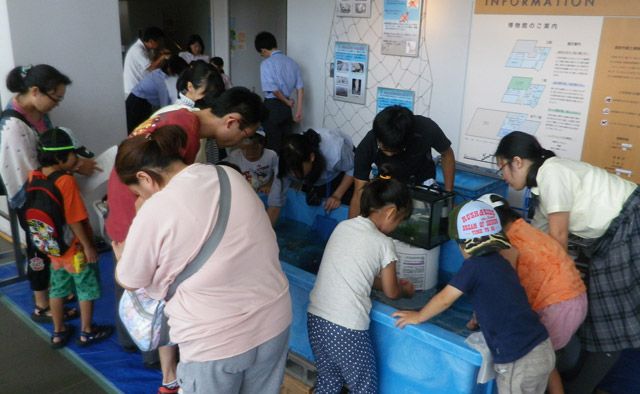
[391,185,455,250]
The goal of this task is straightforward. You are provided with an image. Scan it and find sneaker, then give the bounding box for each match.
[157,385,180,394]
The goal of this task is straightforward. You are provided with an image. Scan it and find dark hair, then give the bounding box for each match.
[481,194,522,227]
[208,86,267,126]
[6,64,71,95]
[115,125,187,186]
[278,129,325,185]
[141,26,164,42]
[162,55,188,76]
[360,177,413,219]
[37,147,72,167]
[211,56,224,70]
[373,106,415,151]
[254,31,277,52]
[177,60,225,103]
[186,34,205,54]
[495,131,556,188]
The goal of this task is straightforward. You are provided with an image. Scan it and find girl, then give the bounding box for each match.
[125,55,188,134]
[495,131,640,394]
[267,128,354,225]
[227,130,278,194]
[307,175,415,394]
[211,56,232,90]
[178,34,210,64]
[0,64,98,323]
[478,193,587,394]
[113,126,291,394]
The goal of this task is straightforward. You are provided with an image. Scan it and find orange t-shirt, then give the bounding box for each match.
[506,218,586,311]
[49,173,89,273]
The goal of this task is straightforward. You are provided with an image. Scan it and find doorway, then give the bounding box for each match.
[228,0,287,94]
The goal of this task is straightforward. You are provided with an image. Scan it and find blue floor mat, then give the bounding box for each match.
[0,252,162,394]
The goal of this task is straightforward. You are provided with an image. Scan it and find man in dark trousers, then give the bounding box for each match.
[255,31,304,152]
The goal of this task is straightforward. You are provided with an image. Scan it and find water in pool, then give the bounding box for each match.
[275,218,473,336]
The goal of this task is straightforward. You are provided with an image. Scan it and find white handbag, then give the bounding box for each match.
[118,165,231,351]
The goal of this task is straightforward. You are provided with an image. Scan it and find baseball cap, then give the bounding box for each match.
[448,200,510,256]
[38,127,94,158]
[476,193,507,209]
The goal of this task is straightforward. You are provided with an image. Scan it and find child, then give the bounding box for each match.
[26,127,113,348]
[393,200,555,394]
[307,175,415,394]
[226,130,278,194]
[477,193,587,394]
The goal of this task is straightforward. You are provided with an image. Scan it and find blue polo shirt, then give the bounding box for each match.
[131,69,171,108]
[449,253,548,364]
[260,50,303,99]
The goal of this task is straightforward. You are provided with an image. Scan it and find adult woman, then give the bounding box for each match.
[106,86,266,393]
[494,131,640,394]
[1,64,98,322]
[173,60,227,163]
[267,128,354,225]
[178,34,210,64]
[125,55,188,134]
[113,126,291,394]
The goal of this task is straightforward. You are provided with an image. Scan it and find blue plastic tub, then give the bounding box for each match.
[278,189,495,393]
[436,162,508,204]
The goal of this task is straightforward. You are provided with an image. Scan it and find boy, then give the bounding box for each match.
[26,127,112,348]
[227,130,278,194]
[393,200,555,393]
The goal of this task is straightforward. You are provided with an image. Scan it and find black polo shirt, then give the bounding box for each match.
[353,115,451,184]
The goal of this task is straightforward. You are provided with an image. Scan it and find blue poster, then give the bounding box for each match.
[376,87,415,112]
[334,42,369,105]
[382,0,423,57]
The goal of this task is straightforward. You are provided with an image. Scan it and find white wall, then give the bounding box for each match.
[1,0,126,155]
[229,0,287,93]
[287,0,474,152]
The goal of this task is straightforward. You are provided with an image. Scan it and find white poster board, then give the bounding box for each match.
[381,0,423,57]
[334,42,369,105]
[337,0,372,18]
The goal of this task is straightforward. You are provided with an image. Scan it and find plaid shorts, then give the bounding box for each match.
[579,187,640,352]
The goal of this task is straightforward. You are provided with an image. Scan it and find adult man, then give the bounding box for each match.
[254,31,304,152]
[349,105,456,218]
[123,26,167,96]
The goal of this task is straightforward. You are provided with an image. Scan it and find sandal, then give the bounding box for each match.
[51,325,75,349]
[31,305,80,323]
[76,325,114,347]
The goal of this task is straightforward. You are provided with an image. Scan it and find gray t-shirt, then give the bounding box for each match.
[308,216,397,330]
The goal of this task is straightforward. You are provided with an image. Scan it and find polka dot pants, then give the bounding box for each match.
[307,313,377,394]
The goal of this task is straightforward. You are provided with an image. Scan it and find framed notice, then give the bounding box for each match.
[376,87,415,112]
[337,0,372,18]
[382,0,423,57]
[334,42,369,105]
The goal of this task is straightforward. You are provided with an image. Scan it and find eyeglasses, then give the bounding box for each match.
[496,161,509,177]
[237,118,256,138]
[44,91,64,103]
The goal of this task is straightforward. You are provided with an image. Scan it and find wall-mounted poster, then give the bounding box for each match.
[334,42,369,105]
[376,87,414,112]
[382,0,423,57]
[337,0,372,18]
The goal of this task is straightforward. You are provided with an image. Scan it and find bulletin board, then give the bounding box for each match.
[459,0,640,183]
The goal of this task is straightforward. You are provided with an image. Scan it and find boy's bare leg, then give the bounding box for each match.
[79,299,93,333]
[548,368,564,394]
[34,289,48,310]
[50,297,65,338]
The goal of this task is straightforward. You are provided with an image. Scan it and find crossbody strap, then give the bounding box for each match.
[166,165,231,301]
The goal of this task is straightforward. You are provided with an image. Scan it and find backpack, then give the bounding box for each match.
[24,170,70,256]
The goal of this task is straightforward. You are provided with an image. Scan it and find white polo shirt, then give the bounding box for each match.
[531,157,636,239]
[123,39,150,96]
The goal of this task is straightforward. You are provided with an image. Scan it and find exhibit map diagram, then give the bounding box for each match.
[506,40,551,71]
[502,76,545,108]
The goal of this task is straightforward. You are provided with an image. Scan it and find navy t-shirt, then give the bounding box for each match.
[449,253,548,364]
[353,115,451,184]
